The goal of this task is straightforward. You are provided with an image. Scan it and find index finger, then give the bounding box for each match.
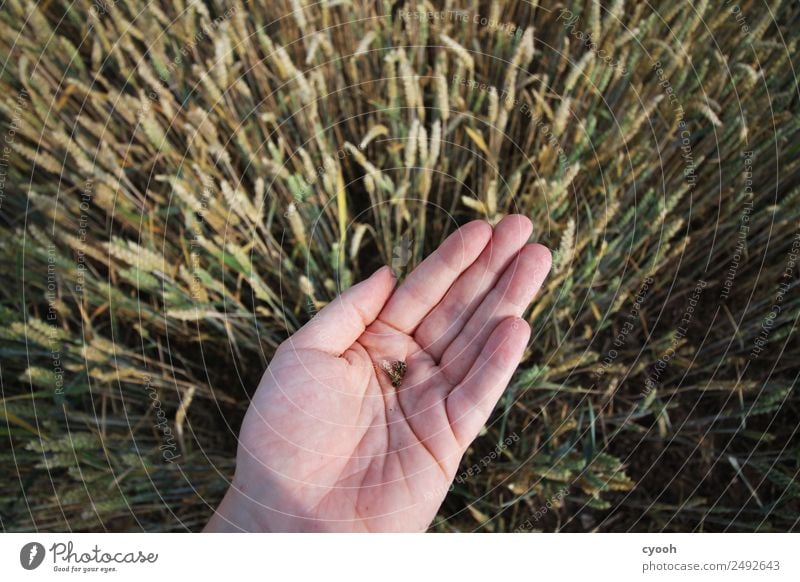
[377,220,492,334]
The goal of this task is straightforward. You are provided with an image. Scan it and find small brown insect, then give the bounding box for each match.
[380,360,407,388]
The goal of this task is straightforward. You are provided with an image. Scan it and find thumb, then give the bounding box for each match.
[284,266,396,356]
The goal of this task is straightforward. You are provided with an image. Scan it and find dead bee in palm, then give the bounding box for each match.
[379,360,407,388]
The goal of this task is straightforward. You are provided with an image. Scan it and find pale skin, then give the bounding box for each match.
[205,215,551,532]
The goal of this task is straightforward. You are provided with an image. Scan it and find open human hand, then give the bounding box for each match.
[205,215,551,532]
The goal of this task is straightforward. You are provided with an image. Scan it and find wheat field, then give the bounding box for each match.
[1,0,798,532]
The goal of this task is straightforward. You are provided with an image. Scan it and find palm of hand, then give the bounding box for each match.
[210,216,551,532]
